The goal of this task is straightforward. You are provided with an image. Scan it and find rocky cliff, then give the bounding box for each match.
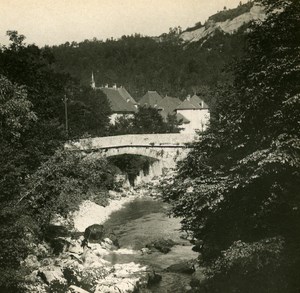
[181,4,265,44]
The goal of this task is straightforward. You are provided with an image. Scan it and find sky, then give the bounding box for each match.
[0,0,243,47]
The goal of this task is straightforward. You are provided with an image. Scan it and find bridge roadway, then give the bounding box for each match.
[65,133,196,180]
[65,133,195,151]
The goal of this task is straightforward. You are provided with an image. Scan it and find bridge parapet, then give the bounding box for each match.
[65,133,195,151]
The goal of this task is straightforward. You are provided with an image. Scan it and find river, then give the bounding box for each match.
[102,195,198,292]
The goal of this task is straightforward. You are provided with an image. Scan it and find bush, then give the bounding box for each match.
[24,149,118,229]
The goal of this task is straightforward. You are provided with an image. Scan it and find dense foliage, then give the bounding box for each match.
[24,150,118,228]
[162,0,300,291]
[0,31,111,142]
[50,22,247,100]
[208,1,253,23]
[0,75,38,292]
[0,33,113,291]
[67,86,111,138]
[109,106,181,135]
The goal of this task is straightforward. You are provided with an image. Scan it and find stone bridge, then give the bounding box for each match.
[65,133,195,180]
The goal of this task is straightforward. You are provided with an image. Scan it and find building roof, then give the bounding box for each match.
[190,94,202,105]
[176,99,202,110]
[118,87,138,105]
[176,94,209,110]
[157,96,181,114]
[191,94,209,109]
[100,87,137,113]
[139,91,163,108]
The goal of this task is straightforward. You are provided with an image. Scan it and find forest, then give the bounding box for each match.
[162,0,300,291]
[0,0,299,292]
[49,23,246,101]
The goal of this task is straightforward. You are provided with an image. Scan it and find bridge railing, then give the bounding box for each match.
[65,133,196,151]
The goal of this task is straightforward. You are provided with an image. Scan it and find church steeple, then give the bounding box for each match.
[91,71,96,89]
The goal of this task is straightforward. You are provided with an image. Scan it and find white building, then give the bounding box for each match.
[175,94,210,133]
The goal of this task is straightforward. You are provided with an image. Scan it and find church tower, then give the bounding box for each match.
[91,72,96,89]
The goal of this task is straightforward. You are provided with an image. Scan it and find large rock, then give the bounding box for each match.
[95,277,139,293]
[84,224,105,243]
[38,267,66,285]
[81,247,109,267]
[68,238,84,255]
[145,270,162,286]
[22,254,40,269]
[190,267,208,288]
[94,263,160,293]
[165,260,195,274]
[103,229,119,248]
[68,285,90,293]
[146,238,176,254]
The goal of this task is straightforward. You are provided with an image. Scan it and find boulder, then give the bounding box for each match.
[68,239,84,255]
[146,238,176,254]
[68,285,90,293]
[22,254,40,269]
[24,270,39,283]
[95,278,139,293]
[84,224,105,243]
[108,190,120,199]
[165,261,195,274]
[81,248,109,267]
[190,267,208,288]
[38,267,66,285]
[146,270,162,286]
[40,257,55,267]
[141,248,151,255]
[103,230,119,248]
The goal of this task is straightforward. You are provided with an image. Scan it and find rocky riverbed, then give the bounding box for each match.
[21,183,200,293]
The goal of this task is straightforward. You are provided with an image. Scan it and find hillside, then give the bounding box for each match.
[49,1,264,101]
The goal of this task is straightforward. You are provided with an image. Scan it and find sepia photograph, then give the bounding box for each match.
[0,0,299,292]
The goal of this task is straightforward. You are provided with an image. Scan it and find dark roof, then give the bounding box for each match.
[191,94,209,109]
[118,87,138,105]
[157,96,181,114]
[139,91,163,108]
[176,94,210,110]
[100,87,137,113]
[190,94,202,105]
[176,99,202,110]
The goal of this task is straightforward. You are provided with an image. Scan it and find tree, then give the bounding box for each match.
[109,106,171,135]
[24,150,118,228]
[0,75,37,201]
[0,75,38,292]
[132,106,168,134]
[162,0,300,291]
[67,86,111,138]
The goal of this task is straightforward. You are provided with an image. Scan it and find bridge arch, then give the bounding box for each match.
[65,133,194,183]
